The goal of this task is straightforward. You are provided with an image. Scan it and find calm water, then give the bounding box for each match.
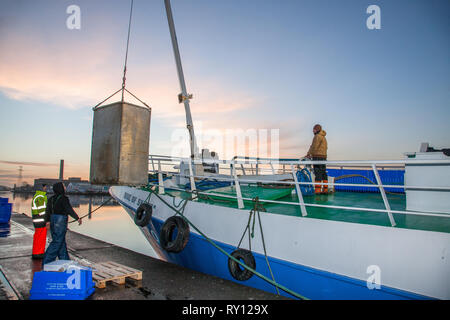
[0,191,157,258]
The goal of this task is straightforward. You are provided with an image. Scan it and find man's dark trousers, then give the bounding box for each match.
[43,214,70,265]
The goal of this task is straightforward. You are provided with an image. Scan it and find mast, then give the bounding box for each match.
[164,0,199,159]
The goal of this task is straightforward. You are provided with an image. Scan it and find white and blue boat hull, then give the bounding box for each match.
[110,186,450,300]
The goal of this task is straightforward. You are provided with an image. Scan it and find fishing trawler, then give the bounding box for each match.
[94,0,450,300]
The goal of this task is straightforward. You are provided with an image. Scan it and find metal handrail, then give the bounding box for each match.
[149,154,450,166]
[147,154,450,226]
[143,181,450,218]
[148,169,450,191]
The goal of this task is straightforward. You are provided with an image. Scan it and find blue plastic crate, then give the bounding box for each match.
[0,222,10,237]
[30,268,95,300]
[0,203,12,224]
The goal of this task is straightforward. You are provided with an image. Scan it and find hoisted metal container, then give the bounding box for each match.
[90,101,151,185]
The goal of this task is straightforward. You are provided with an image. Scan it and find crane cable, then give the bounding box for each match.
[121,0,134,101]
[92,0,150,110]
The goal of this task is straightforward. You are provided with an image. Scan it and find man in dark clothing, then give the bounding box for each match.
[42,182,82,265]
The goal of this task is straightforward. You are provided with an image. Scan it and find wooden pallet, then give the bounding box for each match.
[83,261,143,289]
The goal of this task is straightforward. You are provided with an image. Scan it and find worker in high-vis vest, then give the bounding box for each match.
[31,184,48,259]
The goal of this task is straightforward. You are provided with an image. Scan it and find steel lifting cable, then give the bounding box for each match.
[92,0,150,110]
[121,0,134,101]
[143,187,309,300]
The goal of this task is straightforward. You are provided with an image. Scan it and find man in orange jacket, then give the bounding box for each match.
[306,124,329,194]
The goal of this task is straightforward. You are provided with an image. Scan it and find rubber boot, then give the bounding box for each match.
[314,180,322,194]
[323,180,329,194]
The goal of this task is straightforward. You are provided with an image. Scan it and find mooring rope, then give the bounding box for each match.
[235,197,280,295]
[144,188,309,300]
[253,197,280,296]
[68,197,113,224]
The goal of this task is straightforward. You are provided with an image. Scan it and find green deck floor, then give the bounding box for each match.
[203,185,294,205]
[156,186,450,234]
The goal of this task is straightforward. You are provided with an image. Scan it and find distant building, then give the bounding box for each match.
[29,160,109,194]
[65,182,110,194]
[34,177,87,190]
[33,177,108,194]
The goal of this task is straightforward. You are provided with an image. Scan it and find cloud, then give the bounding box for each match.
[0,160,58,167]
[0,27,120,109]
[0,173,35,179]
[0,28,262,123]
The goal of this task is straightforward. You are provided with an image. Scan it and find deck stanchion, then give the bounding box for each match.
[232,160,245,209]
[188,158,196,194]
[150,155,155,173]
[230,164,234,187]
[240,163,246,175]
[158,160,165,194]
[291,164,308,217]
[270,163,275,174]
[372,164,396,227]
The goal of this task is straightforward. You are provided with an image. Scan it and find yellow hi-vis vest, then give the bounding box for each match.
[31,190,47,228]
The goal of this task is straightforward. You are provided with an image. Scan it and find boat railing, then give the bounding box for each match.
[149,154,406,174]
[147,154,450,227]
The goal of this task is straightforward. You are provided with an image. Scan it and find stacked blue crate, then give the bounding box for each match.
[0,197,12,224]
[30,267,95,300]
[327,169,404,193]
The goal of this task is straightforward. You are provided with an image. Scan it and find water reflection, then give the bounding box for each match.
[0,192,156,258]
[30,259,43,278]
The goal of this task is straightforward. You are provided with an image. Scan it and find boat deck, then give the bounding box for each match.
[150,186,450,234]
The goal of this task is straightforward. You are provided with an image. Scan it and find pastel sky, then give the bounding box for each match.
[0,0,449,187]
